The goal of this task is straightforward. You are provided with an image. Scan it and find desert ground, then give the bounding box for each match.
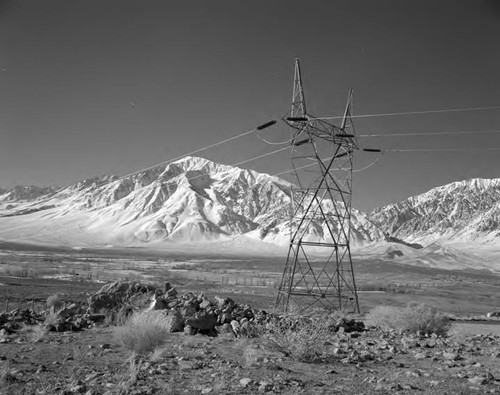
[1,242,500,394]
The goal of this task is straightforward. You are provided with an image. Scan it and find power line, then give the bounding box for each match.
[272,146,500,177]
[255,130,301,145]
[119,127,258,180]
[358,128,500,138]
[386,147,500,153]
[232,147,288,167]
[319,105,500,120]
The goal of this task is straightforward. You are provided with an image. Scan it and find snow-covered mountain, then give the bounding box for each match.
[0,185,57,202]
[369,178,500,244]
[0,156,383,247]
[3,158,499,254]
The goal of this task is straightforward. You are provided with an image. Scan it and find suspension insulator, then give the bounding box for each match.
[334,152,349,159]
[293,138,310,146]
[287,117,308,122]
[256,120,277,130]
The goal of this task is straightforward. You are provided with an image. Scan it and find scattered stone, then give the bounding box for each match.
[443,351,460,360]
[240,378,253,388]
[468,375,488,385]
[258,381,272,392]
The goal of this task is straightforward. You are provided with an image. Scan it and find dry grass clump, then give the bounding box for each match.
[0,361,16,387]
[44,311,64,331]
[20,324,48,343]
[149,346,169,363]
[113,311,171,355]
[366,302,450,336]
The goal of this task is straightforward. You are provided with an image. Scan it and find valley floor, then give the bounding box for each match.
[1,245,500,394]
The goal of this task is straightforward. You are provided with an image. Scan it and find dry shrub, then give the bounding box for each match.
[366,303,450,335]
[113,311,170,354]
[46,294,64,311]
[258,313,336,362]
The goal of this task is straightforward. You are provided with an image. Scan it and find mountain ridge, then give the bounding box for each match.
[0,156,383,246]
[370,177,500,244]
[1,161,499,249]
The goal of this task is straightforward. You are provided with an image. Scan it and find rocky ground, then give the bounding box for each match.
[1,281,500,395]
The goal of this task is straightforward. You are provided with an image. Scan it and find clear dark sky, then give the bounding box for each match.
[1,0,499,212]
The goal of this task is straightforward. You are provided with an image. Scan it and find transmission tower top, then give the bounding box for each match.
[291,59,307,121]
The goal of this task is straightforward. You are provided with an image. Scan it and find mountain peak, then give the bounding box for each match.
[172,155,210,165]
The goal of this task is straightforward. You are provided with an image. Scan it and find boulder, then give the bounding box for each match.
[147,309,184,333]
[240,321,259,338]
[87,281,158,313]
[144,295,168,312]
[230,320,241,335]
[185,311,218,331]
[214,296,235,310]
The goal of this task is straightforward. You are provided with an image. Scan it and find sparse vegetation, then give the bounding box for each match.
[366,302,450,335]
[44,311,63,330]
[0,360,16,387]
[257,311,343,362]
[46,293,64,311]
[113,311,171,355]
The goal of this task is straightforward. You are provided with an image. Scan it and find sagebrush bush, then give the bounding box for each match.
[404,302,450,335]
[258,312,339,362]
[113,311,171,354]
[366,303,450,335]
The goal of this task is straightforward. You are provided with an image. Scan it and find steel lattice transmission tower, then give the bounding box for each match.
[275,59,360,313]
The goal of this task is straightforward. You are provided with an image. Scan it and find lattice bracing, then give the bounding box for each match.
[276,59,360,314]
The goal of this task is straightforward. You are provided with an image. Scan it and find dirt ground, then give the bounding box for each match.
[2,320,500,395]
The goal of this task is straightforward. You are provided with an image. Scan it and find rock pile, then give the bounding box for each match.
[0,309,43,335]
[0,281,368,339]
[44,302,103,332]
[88,281,268,337]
